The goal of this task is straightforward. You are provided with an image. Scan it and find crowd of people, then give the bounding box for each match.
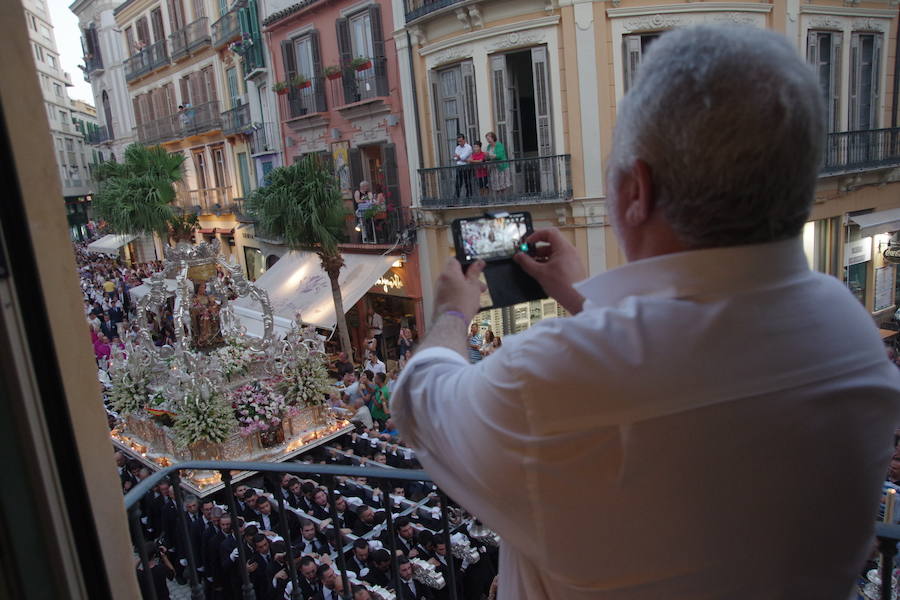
[120,426,500,600]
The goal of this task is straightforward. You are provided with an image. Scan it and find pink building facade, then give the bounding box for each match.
[263,0,424,355]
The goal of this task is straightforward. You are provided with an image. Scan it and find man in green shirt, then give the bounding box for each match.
[371,372,390,427]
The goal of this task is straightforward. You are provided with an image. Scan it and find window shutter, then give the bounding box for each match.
[192,0,206,20]
[336,18,356,103]
[168,0,184,31]
[623,35,642,92]
[164,83,177,114]
[849,32,860,129]
[830,33,842,133]
[202,66,218,103]
[136,17,150,45]
[190,71,205,105]
[368,5,389,96]
[151,8,165,43]
[281,39,297,82]
[132,96,142,126]
[531,46,553,157]
[382,143,400,211]
[460,61,479,151]
[428,69,445,167]
[180,76,191,105]
[309,30,327,112]
[871,33,882,129]
[490,55,511,159]
[806,31,818,64]
[348,147,364,197]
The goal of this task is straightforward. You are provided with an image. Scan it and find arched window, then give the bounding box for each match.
[101,91,114,139]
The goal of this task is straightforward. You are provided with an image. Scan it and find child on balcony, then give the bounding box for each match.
[469,140,489,196]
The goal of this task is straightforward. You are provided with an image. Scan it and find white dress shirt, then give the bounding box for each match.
[454,143,473,165]
[393,238,900,599]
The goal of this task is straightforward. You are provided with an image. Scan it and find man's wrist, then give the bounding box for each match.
[434,307,472,325]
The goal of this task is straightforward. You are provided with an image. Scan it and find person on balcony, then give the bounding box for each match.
[453,134,474,199]
[484,132,511,193]
[392,25,900,599]
[469,140,490,196]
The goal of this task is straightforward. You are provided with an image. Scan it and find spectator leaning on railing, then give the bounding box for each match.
[393,25,900,599]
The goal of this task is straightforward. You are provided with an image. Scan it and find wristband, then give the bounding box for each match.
[442,310,468,324]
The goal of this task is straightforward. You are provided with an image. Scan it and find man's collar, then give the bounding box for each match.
[574,237,808,307]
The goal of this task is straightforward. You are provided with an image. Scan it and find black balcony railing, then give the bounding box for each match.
[332,58,389,107]
[171,17,211,60]
[279,78,327,119]
[134,101,223,145]
[404,0,464,22]
[222,103,251,135]
[85,126,110,145]
[178,186,233,213]
[821,128,900,176]
[124,39,169,82]
[124,460,464,600]
[212,10,241,48]
[345,205,413,246]
[249,122,279,155]
[419,154,573,209]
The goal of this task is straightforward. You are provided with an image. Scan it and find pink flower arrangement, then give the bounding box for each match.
[231,381,288,437]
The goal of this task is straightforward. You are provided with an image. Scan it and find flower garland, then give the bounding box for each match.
[172,384,234,447]
[231,381,288,437]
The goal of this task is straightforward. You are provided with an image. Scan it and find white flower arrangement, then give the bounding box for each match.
[172,382,234,447]
[274,352,332,408]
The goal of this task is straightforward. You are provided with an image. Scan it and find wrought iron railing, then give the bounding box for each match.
[222,103,251,135]
[212,10,241,48]
[419,154,573,209]
[179,186,232,213]
[85,126,110,145]
[821,128,900,176]
[171,17,211,60]
[345,205,413,246]
[279,78,327,120]
[331,58,389,106]
[134,101,223,145]
[123,460,463,600]
[124,39,169,82]
[404,0,464,22]
[249,122,279,155]
[84,53,103,74]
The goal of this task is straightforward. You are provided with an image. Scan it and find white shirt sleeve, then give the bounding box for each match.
[457,144,473,162]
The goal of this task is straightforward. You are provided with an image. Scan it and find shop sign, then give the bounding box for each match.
[845,237,872,266]
[884,246,900,264]
[371,268,406,296]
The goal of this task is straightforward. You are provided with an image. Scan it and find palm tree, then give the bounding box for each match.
[245,154,353,357]
[93,144,187,243]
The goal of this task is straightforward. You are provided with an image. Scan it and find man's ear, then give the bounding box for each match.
[622,160,654,228]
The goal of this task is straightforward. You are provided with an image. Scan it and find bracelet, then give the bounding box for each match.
[442,310,468,324]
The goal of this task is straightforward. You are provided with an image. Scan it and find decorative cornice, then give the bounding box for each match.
[262,0,323,27]
[607,2,772,18]
[419,15,560,56]
[799,5,897,17]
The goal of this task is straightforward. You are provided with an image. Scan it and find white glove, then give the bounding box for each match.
[230,547,239,562]
[197,566,204,573]
[206,577,214,583]
[179,559,188,567]
[140,516,148,524]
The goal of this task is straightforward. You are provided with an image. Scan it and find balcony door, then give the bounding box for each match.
[167,0,185,33]
[150,8,165,43]
[807,31,842,133]
[849,32,882,131]
[431,61,479,166]
[193,150,208,192]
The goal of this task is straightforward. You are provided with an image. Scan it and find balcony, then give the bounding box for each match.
[170,17,211,61]
[404,0,464,22]
[279,78,327,120]
[222,103,251,135]
[821,128,900,176]
[83,53,103,75]
[331,57,389,107]
[344,205,413,246]
[123,39,169,82]
[84,126,110,145]
[211,10,241,49]
[249,121,279,155]
[124,458,467,600]
[419,154,573,209]
[178,186,232,214]
[134,101,223,145]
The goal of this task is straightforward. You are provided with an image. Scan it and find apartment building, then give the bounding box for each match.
[393,0,900,333]
[23,0,101,242]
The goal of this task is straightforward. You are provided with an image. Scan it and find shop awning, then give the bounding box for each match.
[198,228,215,235]
[215,228,234,235]
[850,208,900,237]
[86,234,136,255]
[232,251,396,331]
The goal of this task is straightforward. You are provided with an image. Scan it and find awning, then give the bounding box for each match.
[198,228,215,235]
[215,228,234,235]
[232,251,396,331]
[850,209,900,237]
[128,278,179,302]
[86,234,136,255]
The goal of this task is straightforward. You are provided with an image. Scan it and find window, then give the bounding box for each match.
[849,32,882,130]
[622,33,661,92]
[349,11,374,61]
[431,61,479,166]
[33,43,43,62]
[102,91,114,139]
[60,111,69,125]
[294,37,316,80]
[65,139,74,152]
[124,26,135,54]
[150,8,165,43]
[490,47,554,160]
[193,151,208,189]
[47,54,56,68]
[40,25,51,39]
[226,67,240,108]
[211,146,228,188]
[53,83,62,97]
[808,31,842,132]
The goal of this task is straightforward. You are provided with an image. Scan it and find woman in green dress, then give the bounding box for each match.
[485,131,512,192]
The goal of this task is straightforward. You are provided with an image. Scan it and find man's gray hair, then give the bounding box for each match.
[609,25,824,247]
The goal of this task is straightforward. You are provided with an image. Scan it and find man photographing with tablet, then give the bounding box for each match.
[393,25,900,600]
